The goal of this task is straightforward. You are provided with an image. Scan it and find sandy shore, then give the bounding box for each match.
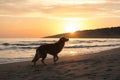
[0,48,120,80]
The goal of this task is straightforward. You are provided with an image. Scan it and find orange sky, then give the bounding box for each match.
[0,0,120,38]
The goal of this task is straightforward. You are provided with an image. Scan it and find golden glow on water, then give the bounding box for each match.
[69,51,77,56]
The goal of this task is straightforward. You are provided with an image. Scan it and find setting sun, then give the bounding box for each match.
[65,21,80,33]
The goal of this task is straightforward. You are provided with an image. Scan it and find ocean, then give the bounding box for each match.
[0,38,120,64]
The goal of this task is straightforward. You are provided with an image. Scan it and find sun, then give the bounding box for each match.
[65,22,80,33]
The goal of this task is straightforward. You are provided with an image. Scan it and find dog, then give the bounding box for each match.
[32,37,69,65]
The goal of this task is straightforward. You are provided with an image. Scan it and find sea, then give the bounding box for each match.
[0,38,120,64]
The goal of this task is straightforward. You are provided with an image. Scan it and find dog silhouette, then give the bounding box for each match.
[32,37,69,65]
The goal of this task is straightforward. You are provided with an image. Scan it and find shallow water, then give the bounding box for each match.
[0,38,120,64]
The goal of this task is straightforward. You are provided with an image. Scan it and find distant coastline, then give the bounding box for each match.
[44,26,120,38]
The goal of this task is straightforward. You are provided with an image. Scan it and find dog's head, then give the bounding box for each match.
[59,37,69,42]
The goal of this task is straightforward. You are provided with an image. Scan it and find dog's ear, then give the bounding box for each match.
[59,37,64,41]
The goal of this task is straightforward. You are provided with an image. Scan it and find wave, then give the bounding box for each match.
[70,39,120,44]
[65,44,120,48]
[0,40,107,46]
[0,46,37,50]
[2,43,10,46]
[1,39,120,47]
[0,40,56,46]
[78,40,106,43]
[0,44,120,51]
[1,43,45,46]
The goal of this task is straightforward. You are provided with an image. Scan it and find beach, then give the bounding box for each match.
[0,48,120,80]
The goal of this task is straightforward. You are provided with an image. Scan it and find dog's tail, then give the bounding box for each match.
[32,50,39,62]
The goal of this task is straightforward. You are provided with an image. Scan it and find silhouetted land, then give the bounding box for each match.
[45,26,120,38]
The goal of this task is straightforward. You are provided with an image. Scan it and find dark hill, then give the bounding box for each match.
[45,26,120,38]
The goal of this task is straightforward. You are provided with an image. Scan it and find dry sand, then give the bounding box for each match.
[0,48,120,80]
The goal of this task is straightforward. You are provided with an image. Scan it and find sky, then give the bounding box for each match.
[0,0,120,38]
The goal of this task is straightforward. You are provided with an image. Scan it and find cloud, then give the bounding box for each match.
[0,0,120,19]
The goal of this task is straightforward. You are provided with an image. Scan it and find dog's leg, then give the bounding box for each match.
[53,55,59,64]
[33,57,40,66]
[32,52,40,66]
[55,55,59,61]
[41,54,47,65]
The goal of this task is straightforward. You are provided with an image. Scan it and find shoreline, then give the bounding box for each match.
[0,47,119,65]
[0,47,120,80]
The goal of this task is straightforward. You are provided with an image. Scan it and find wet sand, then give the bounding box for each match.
[0,48,120,80]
